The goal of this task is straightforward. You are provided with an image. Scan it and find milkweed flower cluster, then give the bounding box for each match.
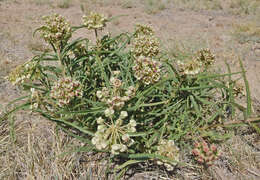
[91,114,137,155]
[177,48,215,75]
[133,56,161,85]
[82,12,108,30]
[156,139,180,171]
[134,24,154,36]
[132,34,160,58]
[50,77,83,107]
[40,14,72,47]
[96,73,136,111]
[7,60,40,85]
[30,88,41,110]
[177,59,202,75]
[195,48,215,68]
[192,140,220,166]
[132,24,160,58]
[233,82,245,97]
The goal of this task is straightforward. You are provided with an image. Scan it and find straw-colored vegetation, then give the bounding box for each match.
[0,0,259,179]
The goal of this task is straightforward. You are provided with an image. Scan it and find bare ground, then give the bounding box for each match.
[0,0,259,179]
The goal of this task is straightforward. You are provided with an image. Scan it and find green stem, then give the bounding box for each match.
[94,29,98,40]
[57,48,65,76]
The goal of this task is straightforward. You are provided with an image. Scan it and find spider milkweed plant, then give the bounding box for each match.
[3,12,251,175]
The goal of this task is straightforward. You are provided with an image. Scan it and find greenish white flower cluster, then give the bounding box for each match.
[94,72,137,154]
[132,24,159,58]
[30,88,41,110]
[96,73,136,111]
[177,59,203,75]
[40,14,72,47]
[233,82,245,97]
[226,81,245,97]
[178,48,215,75]
[92,113,137,155]
[7,60,40,85]
[132,34,160,58]
[156,139,180,171]
[133,56,161,85]
[195,48,215,67]
[134,24,154,36]
[82,12,108,30]
[50,77,83,107]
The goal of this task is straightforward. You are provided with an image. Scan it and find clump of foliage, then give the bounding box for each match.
[3,12,255,177]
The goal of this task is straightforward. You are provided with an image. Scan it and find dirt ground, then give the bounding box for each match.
[0,0,260,179]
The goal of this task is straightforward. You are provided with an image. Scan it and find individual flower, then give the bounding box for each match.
[125,86,136,97]
[129,119,137,127]
[192,140,220,166]
[96,87,110,102]
[108,96,125,110]
[133,56,161,85]
[110,77,122,88]
[50,76,83,107]
[112,71,120,76]
[82,12,108,30]
[39,14,71,47]
[97,117,104,124]
[96,90,103,99]
[7,60,40,85]
[156,139,180,171]
[119,111,128,119]
[104,108,115,117]
[127,119,137,132]
[111,144,127,155]
[122,134,130,142]
[91,115,136,154]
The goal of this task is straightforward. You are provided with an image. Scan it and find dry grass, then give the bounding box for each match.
[0,113,89,179]
[173,0,223,11]
[173,0,260,15]
[30,0,52,6]
[28,0,73,8]
[142,0,170,14]
[0,0,260,179]
[232,21,260,44]
[220,131,260,179]
[0,51,18,78]
[57,0,73,9]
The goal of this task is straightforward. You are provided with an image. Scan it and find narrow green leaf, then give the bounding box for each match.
[238,58,252,118]
[115,160,144,171]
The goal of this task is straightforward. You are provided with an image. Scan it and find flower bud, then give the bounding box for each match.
[104,108,114,117]
[96,90,102,99]
[97,117,104,124]
[122,134,130,142]
[119,111,128,119]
